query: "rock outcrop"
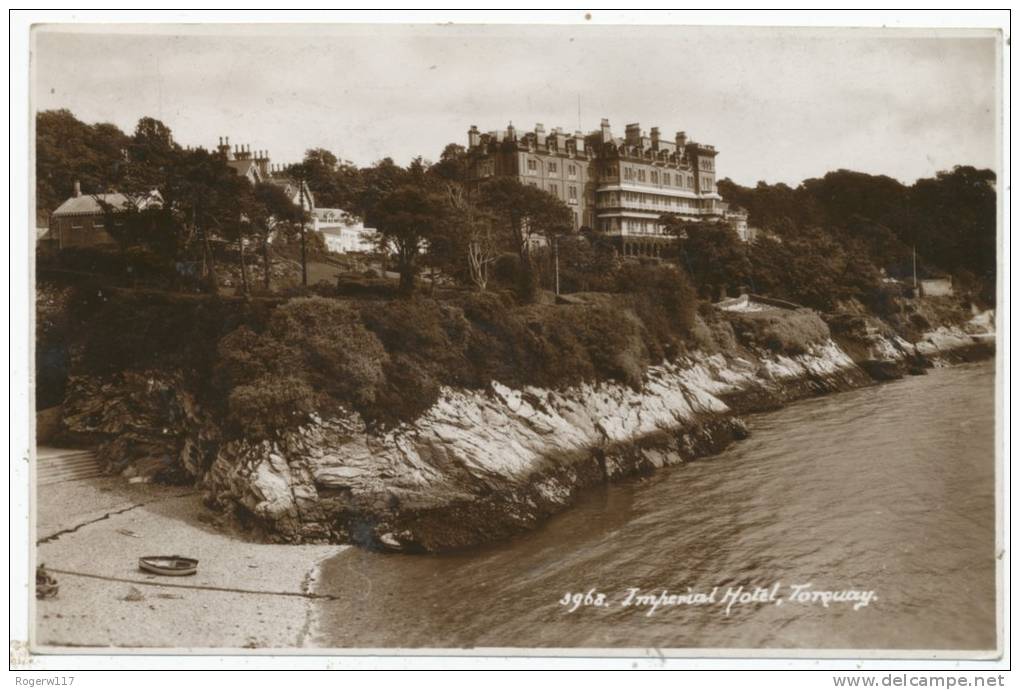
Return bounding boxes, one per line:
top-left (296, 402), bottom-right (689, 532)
top-left (203, 340), bottom-right (872, 551)
top-left (57, 311), bottom-right (995, 553)
top-left (61, 370), bottom-right (219, 483)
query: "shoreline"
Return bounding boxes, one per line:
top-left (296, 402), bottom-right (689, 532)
top-left (33, 476), bottom-right (345, 650)
top-left (302, 340), bottom-right (994, 646)
top-left (34, 335), bottom-right (994, 650)
top-left (306, 357), bottom-right (997, 650)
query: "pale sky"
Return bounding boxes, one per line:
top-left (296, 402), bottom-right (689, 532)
top-left (32, 24), bottom-right (1000, 186)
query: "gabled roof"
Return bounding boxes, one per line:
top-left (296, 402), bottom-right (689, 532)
top-left (226, 159), bottom-right (265, 183)
top-left (51, 191), bottom-right (163, 217)
top-left (266, 176), bottom-right (315, 208)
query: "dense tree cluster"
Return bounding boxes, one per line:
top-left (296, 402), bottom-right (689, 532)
top-left (38, 110), bottom-right (998, 440)
top-left (37, 109), bottom-right (996, 310)
top-left (715, 167), bottom-right (996, 306)
top-left (36, 109), bottom-right (130, 225)
top-left (37, 111), bottom-right (316, 294)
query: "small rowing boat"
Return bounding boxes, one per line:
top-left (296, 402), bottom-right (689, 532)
top-left (138, 555), bottom-right (199, 576)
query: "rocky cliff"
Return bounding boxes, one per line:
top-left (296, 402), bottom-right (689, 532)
top-left (201, 340), bottom-right (876, 552)
top-left (57, 305), bottom-right (995, 553)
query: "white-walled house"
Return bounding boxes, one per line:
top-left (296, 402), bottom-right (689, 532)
top-left (312, 208), bottom-right (377, 254)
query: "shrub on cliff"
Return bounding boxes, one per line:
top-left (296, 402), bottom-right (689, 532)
top-left (554, 304), bottom-right (649, 388)
top-left (217, 297), bottom-right (388, 435)
top-left (225, 377), bottom-right (319, 440)
top-left (359, 298), bottom-right (451, 361)
top-left (726, 308), bottom-right (831, 356)
top-left (356, 298), bottom-right (472, 424)
top-left (614, 262), bottom-right (698, 360)
top-left (454, 290), bottom-right (547, 387)
top-left (267, 297), bottom-right (388, 406)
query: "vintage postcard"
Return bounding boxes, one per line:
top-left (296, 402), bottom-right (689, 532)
top-left (13, 11), bottom-right (1008, 673)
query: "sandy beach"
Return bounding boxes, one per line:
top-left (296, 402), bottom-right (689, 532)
top-left (33, 468), bottom-right (345, 651)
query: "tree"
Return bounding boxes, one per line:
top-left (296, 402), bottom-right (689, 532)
top-left (661, 216), bottom-right (751, 300)
top-left (222, 183), bottom-right (260, 295)
top-left (278, 163), bottom-right (316, 286)
top-left (368, 182), bottom-right (449, 296)
top-left (358, 157), bottom-right (406, 221)
top-left (909, 166), bottom-right (996, 296)
top-left (250, 182), bottom-right (304, 290)
top-left (556, 233), bottom-right (619, 293)
top-left (35, 109), bottom-right (130, 224)
top-left (123, 117), bottom-right (179, 192)
top-left (286, 148), bottom-right (363, 210)
top-left (430, 143), bottom-right (470, 184)
top-left (167, 148), bottom-right (239, 292)
top-left (478, 177), bottom-right (573, 301)
top-left (431, 183), bottom-right (502, 291)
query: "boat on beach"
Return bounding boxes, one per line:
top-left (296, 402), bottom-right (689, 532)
top-left (138, 556), bottom-right (199, 576)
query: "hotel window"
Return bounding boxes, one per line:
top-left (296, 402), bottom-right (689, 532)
top-left (663, 173), bottom-right (670, 186)
top-left (527, 159), bottom-right (537, 173)
top-left (568, 186), bottom-right (577, 200)
top-left (650, 171), bottom-right (658, 184)
top-left (623, 167), bottom-right (633, 180)
top-left (549, 162), bottom-right (558, 173)
top-left (637, 169), bottom-right (646, 182)
top-left (549, 183), bottom-right (559, 197)
top-left (568, 164), bottom-right (576, 176)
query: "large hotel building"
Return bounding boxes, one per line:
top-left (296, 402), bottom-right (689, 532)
top-left (466, 118), bottom-right (731, 257)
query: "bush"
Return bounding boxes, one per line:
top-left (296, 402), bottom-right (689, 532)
top-left (267, 297), bottom-right (387, 408)
top-left (726, 308), bottom-right (831, 356)
top-left (455, 291), bottom-right (547, 387)
top-left (613, 263), bottom-right (698, 360)
top-left (556, 305), bottom-right (649, 388)
top-left (215, 297), bottom-right (389, 436)
top-left (363, 353), bottom-right (442, 427)
top-left (359, 298), bottom-right (450, 358)
top-left (226, 376), bottom-right (319, 439)
top-left (517, 305), bottom-right (596, 387)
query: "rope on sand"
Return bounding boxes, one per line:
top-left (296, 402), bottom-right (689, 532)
top-left (45, 568), bottom-right (339, 600)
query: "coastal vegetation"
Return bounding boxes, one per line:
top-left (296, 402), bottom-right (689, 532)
top-left (36, 109), bottom-right (997, 446)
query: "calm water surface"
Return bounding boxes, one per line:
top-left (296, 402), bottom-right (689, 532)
top-left (317, 360), bottom-right (997, 650)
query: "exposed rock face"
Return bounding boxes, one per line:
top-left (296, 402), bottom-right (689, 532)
top-left (59, 314), bottom-right (994, 552)
top-left (203, 340), bottom-right (872, 552)
top-left (61, 370), bottom-right (218, 482)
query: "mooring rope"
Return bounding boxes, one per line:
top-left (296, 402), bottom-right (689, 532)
top-left (44, 567), bottom-right (339, 600)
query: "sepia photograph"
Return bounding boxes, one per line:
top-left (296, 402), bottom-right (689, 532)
top-left (11, 10), bottom-right (1008, 674)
